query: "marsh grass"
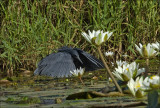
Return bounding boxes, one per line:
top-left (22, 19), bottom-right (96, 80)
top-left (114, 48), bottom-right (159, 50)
top-left (0, 0), bottom-right (159, 76)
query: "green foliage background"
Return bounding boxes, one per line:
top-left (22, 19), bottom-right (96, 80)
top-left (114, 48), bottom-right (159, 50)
top-left (0, 0), bottom-right (159, 76)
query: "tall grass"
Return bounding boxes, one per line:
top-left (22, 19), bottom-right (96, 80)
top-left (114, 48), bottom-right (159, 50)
top-left (0, 0), bottom-right (159, 76)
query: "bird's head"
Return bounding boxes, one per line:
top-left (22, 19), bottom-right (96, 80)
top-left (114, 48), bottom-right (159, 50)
top-left (69, 50), bottom-right (83, 64)
top-left (58, 46), bottom-right (83, 63)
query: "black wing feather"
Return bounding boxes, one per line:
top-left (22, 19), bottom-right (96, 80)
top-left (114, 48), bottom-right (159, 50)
top-left (74, 48), bottom-right (104, 71)
top-left (34, 52), bottom-right (76, 77)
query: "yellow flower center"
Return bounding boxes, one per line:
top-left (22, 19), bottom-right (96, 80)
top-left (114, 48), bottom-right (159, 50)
top-left (126, 68), bottom-right (129, 71)
top-left (150, 75), bottom-right (155, 79)
top-left (135, 82), bottom-right (141, 89)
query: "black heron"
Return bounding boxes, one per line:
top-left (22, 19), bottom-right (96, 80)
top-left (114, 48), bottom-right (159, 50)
top-left (34, 46), bottom-right (104, 77)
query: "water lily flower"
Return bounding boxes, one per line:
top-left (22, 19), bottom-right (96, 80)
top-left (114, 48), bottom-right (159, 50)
top-left (142, 77), bottom-right (150, 86)
top-left (112, 62), bottom-right (145, 81)
top-left (112, 64), bottom-right (129, 81)
top-left (138, 75), bottom-right (160, 92)
top-left (82, 30), bottom-right (122, 93)
top-left (81, 30), bottom-right (113, 46)
top-left (148, 75), bottom-right (160, 89)
top-left (105, 51), bottom-right (114, 56)
top-left (135, 43), bottom-right (158, 58)
top-left (152, 42), bottom-right (160, 51)
top-left (127, 77), bottom-right (147, 98)
top-left (128, 62), bottom-right (145, 78)
top-left (116, 60), bottom-right (128, 67)
top-left (70, 67), bottom-right (84, 78)
top-left (70, 67), bottom-right (85, 85)
top-left (111, 62), bottom-right (114, 66)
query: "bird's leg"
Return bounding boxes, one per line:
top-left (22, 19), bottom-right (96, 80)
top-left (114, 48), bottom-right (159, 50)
top-left (97, 46), bottom-right (123, 94)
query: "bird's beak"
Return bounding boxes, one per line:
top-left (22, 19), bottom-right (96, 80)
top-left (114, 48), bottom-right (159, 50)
top-left (77, 56), bottom-right (83, 64)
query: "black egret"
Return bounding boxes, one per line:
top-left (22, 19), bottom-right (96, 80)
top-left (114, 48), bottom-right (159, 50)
top-left (34, 46), bottom-right (104, 77)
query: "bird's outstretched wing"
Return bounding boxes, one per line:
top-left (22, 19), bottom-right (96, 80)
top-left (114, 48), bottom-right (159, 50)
top-left (74, 48), bottom-right (104, 71)
top-left (34, 52), bottom-right (76, 77)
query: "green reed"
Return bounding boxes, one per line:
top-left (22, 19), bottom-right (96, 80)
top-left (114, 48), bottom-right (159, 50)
top-left (0, 0), bottom-right (159, 76)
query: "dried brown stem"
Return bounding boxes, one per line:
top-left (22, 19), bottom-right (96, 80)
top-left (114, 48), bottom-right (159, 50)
top-left (145, 58), bottom-right (149, 77)
top-left (97, 46), bottom-right (123, 93)
top-left (79, 76), bottom-right (85, 86)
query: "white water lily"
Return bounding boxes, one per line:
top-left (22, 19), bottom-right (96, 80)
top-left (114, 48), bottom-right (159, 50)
top-left (112, 64), bottom-right (129, 81)
top-left (139, 77), bottom-right (151, 91)
top-left (152, 42), bottom-right (160, 51)
top-left (127, 77), bottom-right (147, 98)
top-left (105, 51), bottom-right (114, 56)
top-left (81, 30), bottom-right (113, 46)
top-left (135, 43), bottom-right (158, 58)
top-left (135, 75), bottom-right (160, 92)
top-left (128, 62), bottom-right (145, 78)
top-left (111, 62), bottom-right (114, 66)
top-left (127, 75), bottom-right (160, 98)
top-left (148, 75), bottom-right (160, 89)
top-left (70, 67), bottom-right (84, 77)
top-left (116, 60), bottom-right (128, 67)
top-left (142, 77), bottom-right (150, 87)
top-left (113, 62), bottom-right (145, 81)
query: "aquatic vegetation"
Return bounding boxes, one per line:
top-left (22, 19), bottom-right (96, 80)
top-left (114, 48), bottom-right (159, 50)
top-left (147, 90), bottom-right (160, 108)
top-left (6, 97), bottom-right (15, 102)
top-left (135, 43), bottom-right (158, 58)
top-left (113, 62), bottom-right (145, 81)
top-left (135, 43), bottom-right (159, 77)
top-left (105, 51), bottom-right (114, 56)
top-left (0, 0), bottom-right (159, 107)
top-left (127, 75), bottom-right (160, 107)
top-left (127, 75), bottom-right (160, 99)
top-left (127, 77), bottom-right (148, 98)
top-left (149, 75), bottom-right (160, 89)
top-left (66, 91), bottom-right (124, 100)
top-left (116, 60), bottom-right (128, 67)
top-left (70, 67), bottom-right (85, 85)
top-left (152, 42), bottom-right (160, 51)
top-left (82, 30), bottom-right (122, 93)
top-left (70, 67), bottom-right (84, 78)
top-left (0, 0), bottom-right (159, 77)
top-left (81, 30), bottom-right (113, 46)
top-left (19, 96), bottom-right (41, 104)
top-left (6, 96), bottom-right (41, 104)
top-left (143, 75), bottom-right (160, 89)
top-left (110, 60), bottom-right (128, 67)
